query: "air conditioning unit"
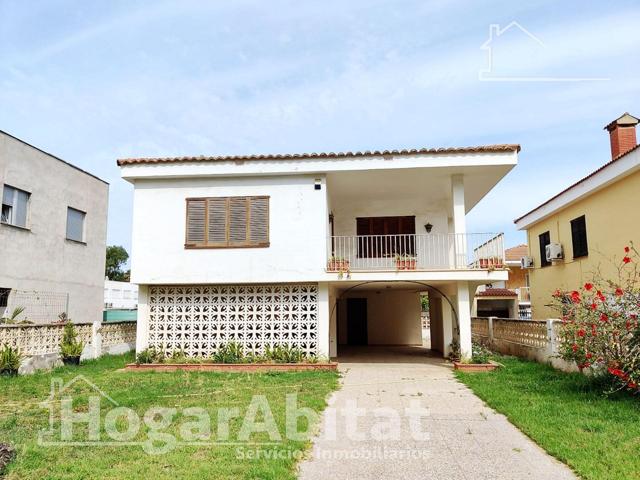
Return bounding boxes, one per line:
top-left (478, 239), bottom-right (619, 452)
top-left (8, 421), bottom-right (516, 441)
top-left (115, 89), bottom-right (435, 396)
top-left (520, 256), bottom-right (534, 269)
top-left (545, 243), bottom-right (564, 262)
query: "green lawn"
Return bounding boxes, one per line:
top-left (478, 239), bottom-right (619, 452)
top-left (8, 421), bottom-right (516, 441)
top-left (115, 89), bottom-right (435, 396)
top-left (0, 353), bottom-right (339, 480)
top-left (456, 356), bottom-right (640, 480)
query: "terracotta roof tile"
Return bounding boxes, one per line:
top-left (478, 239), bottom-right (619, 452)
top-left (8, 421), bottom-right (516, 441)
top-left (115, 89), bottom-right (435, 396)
top-left (116, 144), bottom-right (520, 166)
top-left (476, 288), bottom-right (517, 297)
top-left (504, 244), bottom-right (528, 261)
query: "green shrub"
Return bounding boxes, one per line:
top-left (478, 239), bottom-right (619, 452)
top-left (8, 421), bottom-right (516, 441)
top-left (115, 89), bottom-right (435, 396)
top-left (135, 347), bottom-right (164, 365)
top-left (0, 306), bottom-right (25, 325)
top-left (0, 345), bottom-right (23, 376)
top-left (212, 342), bottom-right (245, 363)
top-left (265, 344), bottom-right (306, 363)
top-left (59, 321), bottom-right (84, 360)
top-left (471, 342), bottom-right (492, 364)
top-left (552, 243), bottom-right (640, 394)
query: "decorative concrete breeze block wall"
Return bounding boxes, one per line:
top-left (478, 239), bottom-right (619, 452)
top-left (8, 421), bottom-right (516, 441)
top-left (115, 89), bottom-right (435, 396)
top-left (0, 321), bottom-right (136, 374)
top-left (147, 284), bottom-right (319, 357)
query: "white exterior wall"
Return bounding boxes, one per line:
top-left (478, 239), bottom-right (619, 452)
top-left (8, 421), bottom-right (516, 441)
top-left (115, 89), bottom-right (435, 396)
top-left (130, 175), bottom-right (328, 284)
top-left (338, 290), bottom-right (422, 346)
top-left (332, 198), bottom-right (449, 237)
top-left (0, 132), bottom-right (108, 324)
top-left (104, 280), bottom-right (139, 309)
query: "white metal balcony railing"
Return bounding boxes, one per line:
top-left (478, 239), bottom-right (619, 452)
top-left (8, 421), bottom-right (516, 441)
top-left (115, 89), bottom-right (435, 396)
top-left (327, 233), bottom-right (505, 272)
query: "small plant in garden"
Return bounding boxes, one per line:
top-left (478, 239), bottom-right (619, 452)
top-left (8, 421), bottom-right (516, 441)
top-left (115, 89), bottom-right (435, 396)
top-left (0, 345), bottom-right (23, 376)
top-left (59, 321), bottom-right (84, 365)
top-left (212, 342), bottom-right (245, 363)
top-left (265, 344), bottom-right (309, 363)
top-left (551, 243), bottom-right (640, 394)
top-left (0, 443), bottom-right (16, 475)
top-left (169, 349), bottom-right (189, 363)
top-left (448, 340), bottom-right (461, 362)
top-left (471, 342), bottom-right (492, 364)
top-left (135, 347), bottom-right (165, 365)
top-left (0, 306), bottom-right (25, 325)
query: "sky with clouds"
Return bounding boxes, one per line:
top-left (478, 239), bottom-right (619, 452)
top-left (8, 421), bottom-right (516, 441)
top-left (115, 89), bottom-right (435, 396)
top-left (1, 0), bottom-right (639, 254)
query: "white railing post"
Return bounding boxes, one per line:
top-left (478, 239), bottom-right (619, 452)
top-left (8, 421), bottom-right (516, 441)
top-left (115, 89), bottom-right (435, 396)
top-left (546, 319), bottom-right (556, 357)
top-left (92, 321), bottom-right (102, 359)
top-left (488, 316), bottom-right (495, 347)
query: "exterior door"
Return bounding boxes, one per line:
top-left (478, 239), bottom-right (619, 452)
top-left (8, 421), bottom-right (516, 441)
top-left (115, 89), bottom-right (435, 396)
top-left (356, 216), bottom-right (416, 258)
top-left (347, 298), bottom-right (368, 345)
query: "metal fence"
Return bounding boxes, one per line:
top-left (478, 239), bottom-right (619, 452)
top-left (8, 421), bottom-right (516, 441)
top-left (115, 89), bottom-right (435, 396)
top-left (328, 233), bottom-right (505, 271)
top-left (1, 289), bottom-right (69, 324)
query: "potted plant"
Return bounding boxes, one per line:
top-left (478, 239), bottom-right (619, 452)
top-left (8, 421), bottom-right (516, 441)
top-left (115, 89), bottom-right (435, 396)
top-left (489, 257), bottom-right (504, 269)
top-left (395, 254), bottom-right (417, 270)
top-left (479, 258), bottom-right (489, 269)
top-left (453, 343), bottom-right (500, 372)
top-left (60, 321), bottom-right (84, 366)
top-left (0, 345), bottom-right (22, 376)
top-left (327, 256), bottom-right (350, 272)
top-left (404, 255), bottom-right (417, 270)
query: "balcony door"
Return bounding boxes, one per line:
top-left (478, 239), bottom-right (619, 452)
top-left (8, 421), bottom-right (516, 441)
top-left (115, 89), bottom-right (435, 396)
top-left (356, 216), bottom-right (415, 258)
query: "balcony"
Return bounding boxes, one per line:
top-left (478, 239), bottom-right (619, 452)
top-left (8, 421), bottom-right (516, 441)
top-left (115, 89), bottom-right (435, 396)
top-left (516, 287), bottom-right (531, 303)
top-left (327, 233), bottom-right (505, 272)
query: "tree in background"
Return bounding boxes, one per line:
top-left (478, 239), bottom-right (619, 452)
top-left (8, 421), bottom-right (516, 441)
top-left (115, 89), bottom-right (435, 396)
top-left (105, 245), bottom-right (129, 281)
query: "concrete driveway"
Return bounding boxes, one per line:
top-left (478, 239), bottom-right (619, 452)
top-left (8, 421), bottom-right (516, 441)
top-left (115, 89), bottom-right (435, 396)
top-left (298, 346), bottom-right (576, 480)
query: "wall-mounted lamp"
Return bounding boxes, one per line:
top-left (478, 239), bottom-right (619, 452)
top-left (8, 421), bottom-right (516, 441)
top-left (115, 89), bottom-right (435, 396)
top-left (314, 179), bottom-right (322, 190)
top-left (424, 223), bottom-right (433, 233)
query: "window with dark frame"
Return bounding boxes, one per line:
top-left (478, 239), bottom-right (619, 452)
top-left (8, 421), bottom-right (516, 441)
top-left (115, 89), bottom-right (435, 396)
top-left (539, 231), bottom-right (551, 267)
top-left (66, 207), bottom-right (86, 243)
top-left (1, 184), bottom-right (30, 228)
top-left (185, 196), bottom-right (269, 248)
top-left (0, 288), bottom-right (10, 308)
top-left (570, 215), bottom-right (588, 258)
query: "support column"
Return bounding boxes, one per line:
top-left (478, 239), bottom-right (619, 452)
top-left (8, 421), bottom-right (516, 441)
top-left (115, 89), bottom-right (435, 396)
top-left (317, 282), bottom-right (330, 358)
top-left (457, 281), bottom-right (472, 359)
top-left (136, 285), bottom-right (150, 353)
top-left (441, 297), bottom-right (454, 357)
top-left (451, 174), bottom-right (466, 268)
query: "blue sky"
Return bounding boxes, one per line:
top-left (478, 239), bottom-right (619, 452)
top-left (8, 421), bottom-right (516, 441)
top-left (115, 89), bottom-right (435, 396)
top-left (1, 0), bottom-right (639, 254)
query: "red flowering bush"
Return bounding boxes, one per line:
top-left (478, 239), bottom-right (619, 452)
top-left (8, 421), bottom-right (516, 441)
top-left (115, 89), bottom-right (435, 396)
top-left (552, 243), bottom-right (640, 394)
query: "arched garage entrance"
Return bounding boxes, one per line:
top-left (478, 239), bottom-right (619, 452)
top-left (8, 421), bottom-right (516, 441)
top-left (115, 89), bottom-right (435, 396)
top-left (328, 281), bottom-right (464, 358)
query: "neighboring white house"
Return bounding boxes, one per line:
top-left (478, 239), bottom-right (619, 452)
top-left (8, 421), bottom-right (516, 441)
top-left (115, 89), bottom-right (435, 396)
top-left (118, 144), bottom-right (519, 359)
top-left (104, 279), bottom-right (139, 309)
top-left (0, 130), bottom-right (109, 324)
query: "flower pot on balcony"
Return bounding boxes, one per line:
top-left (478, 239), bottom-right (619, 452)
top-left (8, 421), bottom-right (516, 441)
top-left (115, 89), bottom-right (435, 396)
top-left (405, 259), bottom-right (417, 270)
top-left (489, 257), bottom-right (504, 269)
top-left (328, 259), bottom-right (349, 272)
top-left (479, 258), bottom-right (489, 268)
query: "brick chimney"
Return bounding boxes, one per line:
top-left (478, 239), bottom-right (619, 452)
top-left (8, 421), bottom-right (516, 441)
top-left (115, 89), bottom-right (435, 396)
top-left (604, 112), bottom-right (639, 159)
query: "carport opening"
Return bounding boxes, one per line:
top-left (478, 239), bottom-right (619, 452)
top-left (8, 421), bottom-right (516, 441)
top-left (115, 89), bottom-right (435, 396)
top-left (335, 284), bottom-right (432, 355)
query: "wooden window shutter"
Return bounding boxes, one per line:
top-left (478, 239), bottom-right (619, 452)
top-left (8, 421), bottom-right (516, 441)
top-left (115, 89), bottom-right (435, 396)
top-left (249, 197), bottom-right (269, 245)
top-left (185, 199), bottom-right (206, 245)
top-left (228, 197), bottom-right (248, 245)
top-left (207, 198), bottom-right (227, 245)
top-left (186, 196), bottom-right (269, 248)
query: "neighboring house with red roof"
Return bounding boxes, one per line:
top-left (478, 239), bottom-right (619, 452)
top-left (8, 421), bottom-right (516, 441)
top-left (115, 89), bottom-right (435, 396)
top-left (515, 113), bottom-right (640, 318)
top-left (472, 244), bottom-right (531, 319)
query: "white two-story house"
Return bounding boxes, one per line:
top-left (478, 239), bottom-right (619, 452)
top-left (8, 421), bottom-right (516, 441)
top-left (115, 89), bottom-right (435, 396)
top-left (119, 144), bottom-right (518, 359)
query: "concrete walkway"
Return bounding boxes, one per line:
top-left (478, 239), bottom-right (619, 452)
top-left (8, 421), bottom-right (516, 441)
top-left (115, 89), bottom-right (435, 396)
top-left (298, 346), bottom-right (576, 480)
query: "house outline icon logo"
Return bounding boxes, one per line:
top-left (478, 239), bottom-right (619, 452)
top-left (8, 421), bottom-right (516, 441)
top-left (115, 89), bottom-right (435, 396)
top-left (39, 375), bottom-right (119, 445)
top-left (40, 375), bottom-right (119, 409)
top-left (479, 21), bottom-right (608, 82)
